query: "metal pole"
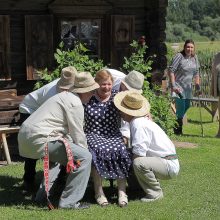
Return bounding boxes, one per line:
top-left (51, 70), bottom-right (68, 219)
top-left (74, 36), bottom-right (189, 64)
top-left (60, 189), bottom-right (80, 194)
top-left (197, 94), bottom-right (204, 137)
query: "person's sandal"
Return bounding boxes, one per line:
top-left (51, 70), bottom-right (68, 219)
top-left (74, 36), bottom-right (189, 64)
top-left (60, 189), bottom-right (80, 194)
top-left (118, 193), bottom-right (128, 207)
top-left (95, 194), bottom-right (109, 207)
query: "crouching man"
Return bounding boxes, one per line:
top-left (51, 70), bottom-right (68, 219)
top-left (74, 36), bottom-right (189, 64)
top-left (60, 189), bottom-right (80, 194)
top-left (114, 91), bottom-right (180, 202)
top-left (18, 72), bottom-right (99, 209)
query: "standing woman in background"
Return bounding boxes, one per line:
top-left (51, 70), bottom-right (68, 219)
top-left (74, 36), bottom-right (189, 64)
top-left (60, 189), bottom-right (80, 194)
top-left (168, 39), bottom-right (201, 135)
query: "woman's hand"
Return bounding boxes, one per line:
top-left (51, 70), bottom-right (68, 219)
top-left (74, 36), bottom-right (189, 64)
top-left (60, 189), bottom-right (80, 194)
top-left (123, 136), bottom-right (128, 145)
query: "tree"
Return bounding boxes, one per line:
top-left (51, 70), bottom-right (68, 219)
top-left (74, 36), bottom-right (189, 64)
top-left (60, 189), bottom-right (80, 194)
top-left (166, 0), bottom-right (220, 42)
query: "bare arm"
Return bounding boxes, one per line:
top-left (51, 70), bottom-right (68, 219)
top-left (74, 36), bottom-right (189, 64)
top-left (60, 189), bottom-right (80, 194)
top-left (194, 74), bottom-right (200, 85)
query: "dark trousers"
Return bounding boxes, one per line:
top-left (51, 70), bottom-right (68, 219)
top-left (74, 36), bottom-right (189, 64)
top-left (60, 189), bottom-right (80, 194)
top-left (23, 158), bottom-right (37, 183)
top-left (19, 113), bottom-right (37, 183)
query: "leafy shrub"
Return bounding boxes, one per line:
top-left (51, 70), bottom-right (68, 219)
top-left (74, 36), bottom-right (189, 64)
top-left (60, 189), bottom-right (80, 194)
top-left (122, 41), bottom-right (176, 135)
top-left (34, 42), bottom-right (105, 89)
top-left (122, 40), bottom-right (154, 76)
top-left (143, 82), bottom-right (176, 136)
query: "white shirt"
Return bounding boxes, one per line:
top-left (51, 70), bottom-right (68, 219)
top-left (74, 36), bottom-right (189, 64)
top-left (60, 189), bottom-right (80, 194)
top-left (130, 117), bottom-right (180, 176)
top-left (18, 91), bottom-right (87, 159)
top-left (106, 69), bottom-right (131, 138)
top-left (19, 78), bottom-right (60, 114)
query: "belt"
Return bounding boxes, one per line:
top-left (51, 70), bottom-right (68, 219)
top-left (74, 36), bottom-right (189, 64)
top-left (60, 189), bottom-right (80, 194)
top-left (44, 137), bottom-right (81, 210)
top-left (162, 154), bottom-right (178, 160)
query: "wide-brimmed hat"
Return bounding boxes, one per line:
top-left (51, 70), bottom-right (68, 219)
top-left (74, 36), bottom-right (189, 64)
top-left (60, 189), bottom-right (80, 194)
top-left (57, 66), bottom-right (77, 91)
top-left (72, 72), bottom-right (100, 93)
top-left (121, 70), bottom-right (145, 93)
top-left (114, 91), bottom-right (150, 117)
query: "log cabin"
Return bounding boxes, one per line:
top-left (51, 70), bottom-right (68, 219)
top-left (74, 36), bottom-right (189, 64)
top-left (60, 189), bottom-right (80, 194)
top-left (0, 0), bottom-right (168, 95)
top-left (0, 0), bottom-right (168, 158)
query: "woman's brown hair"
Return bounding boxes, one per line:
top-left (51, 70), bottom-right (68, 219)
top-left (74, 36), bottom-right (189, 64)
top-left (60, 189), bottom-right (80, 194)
top-left (181, 39), bottom-right (196, 57)
top-left (95, 69), bottom-right (114, 83)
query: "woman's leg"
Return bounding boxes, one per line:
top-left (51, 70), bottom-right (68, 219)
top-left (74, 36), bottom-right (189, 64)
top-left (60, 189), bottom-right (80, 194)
top-left (117, 178), bottom-right (127, 195)
top-left (91, 167), bottom-right (109, 206)
top-left (174, 98), bottom-right (185, 134)
top-left (175, 98), bottom-right (185, 119)
top-left (184, 99), bottom-right (191, 114)
top-left (117, 178), bottom-right (128, 207)
top-left (91, 166), bottom-right (104, 196)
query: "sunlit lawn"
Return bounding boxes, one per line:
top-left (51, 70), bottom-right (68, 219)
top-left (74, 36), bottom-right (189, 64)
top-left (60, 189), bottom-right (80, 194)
top-left (167, 41), bottom-right (220, 53)
top-left (0, 107), bottom-right (220, 219)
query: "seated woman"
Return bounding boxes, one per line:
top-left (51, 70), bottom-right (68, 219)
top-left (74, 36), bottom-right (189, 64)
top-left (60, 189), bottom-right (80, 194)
top-left (84, 69), bottom-right (132, 207)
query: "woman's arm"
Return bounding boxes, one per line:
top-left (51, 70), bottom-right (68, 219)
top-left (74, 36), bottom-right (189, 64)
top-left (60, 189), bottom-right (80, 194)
top-left (168, 53), bottom-right (183, 94)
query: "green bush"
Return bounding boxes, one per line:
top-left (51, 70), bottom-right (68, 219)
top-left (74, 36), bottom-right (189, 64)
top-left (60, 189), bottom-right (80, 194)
top-left (122, 41), bottom-right (176, 135)
top-left (142, 81), bottom-right (176, 136)
top-left (35, 40), bottom-right (176, 134)
top-left (122, 40), bottom-right (154, 75)
top-left (34, 42), bottom-right (105, 89)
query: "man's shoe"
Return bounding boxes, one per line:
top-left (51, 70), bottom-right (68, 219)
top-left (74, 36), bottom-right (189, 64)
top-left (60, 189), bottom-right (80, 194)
top-left (140, 192), bottom-right (164, 202)
top-left (73, 202), bottom-right (90, 210)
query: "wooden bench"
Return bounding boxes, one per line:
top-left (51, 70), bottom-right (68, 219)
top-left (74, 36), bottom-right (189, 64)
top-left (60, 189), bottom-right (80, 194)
top-left (0, 89), bottom-right (24, 164)
top-left (189, 97), bottom-right (219, 121)
top-left (0, 125), bottom-right (20, 164)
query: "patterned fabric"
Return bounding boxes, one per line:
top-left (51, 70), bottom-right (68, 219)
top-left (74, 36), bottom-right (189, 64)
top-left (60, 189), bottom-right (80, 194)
top-left (168, 52), bottom-right (200, 99)
top-left (84, 91), bottom-right (132, 179)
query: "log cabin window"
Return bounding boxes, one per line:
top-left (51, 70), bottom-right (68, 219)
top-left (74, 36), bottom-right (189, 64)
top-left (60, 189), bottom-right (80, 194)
top-left (60, 19), bottom-right (101, 59)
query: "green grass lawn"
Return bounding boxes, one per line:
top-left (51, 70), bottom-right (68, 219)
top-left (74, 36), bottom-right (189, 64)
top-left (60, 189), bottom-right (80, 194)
top-left (167, 41), bottom-right (220, 53)
top-left (0, 107), bottom-right (220, 219)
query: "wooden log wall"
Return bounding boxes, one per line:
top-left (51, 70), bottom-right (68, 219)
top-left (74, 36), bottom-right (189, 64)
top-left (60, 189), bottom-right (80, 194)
top-left (0, 0), bottom-right (168, 95)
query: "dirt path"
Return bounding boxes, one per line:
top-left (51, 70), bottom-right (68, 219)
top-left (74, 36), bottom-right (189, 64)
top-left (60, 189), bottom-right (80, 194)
top-left (173, 141), bottom-right (198, 148)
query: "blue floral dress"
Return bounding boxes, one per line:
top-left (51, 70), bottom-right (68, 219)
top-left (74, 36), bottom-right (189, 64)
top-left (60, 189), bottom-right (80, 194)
top-left (84, 91), bottom-right (131, 179)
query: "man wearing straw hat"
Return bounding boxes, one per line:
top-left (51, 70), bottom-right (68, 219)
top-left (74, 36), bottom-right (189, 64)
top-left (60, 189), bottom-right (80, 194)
top-left (18, 71), bottom-right (99, 209)
top-left (114, 91), bottom-right (180, 202)
top-left (19, 66), bottom-right (77, 192)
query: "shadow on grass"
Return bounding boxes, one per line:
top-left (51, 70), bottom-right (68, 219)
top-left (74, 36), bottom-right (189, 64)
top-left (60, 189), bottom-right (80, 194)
top-left (0, 171), bottom-right (43, 207)
top-left (181, 133), bottom-right (217, 138)
top-left (187, 119), bottom-right (213, 124)
top-left (83, 179), bottom-right (144, 205)
top-left (0, 169), bottom-right (144, 208)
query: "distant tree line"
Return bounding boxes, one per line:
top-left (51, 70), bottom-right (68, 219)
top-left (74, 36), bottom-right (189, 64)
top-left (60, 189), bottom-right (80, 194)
top-left (166, 0), bottom-right (220, 42)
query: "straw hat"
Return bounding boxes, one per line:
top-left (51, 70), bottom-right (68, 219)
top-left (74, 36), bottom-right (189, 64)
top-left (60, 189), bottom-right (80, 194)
top-left (121, 70), bottom-right (145, 93)
top-left (114, 91), bottom-right (150, 117)
top-left (57, 66), bottom-right (77, 91)
top-left (72, 71), bottom-right (100, 93)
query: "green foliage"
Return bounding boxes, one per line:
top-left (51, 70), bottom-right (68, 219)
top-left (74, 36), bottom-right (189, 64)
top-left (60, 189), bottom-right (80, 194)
top-left (122, 41), bottom-right (176, 135)
top-left (197, 49), bottom-right (217, 70)
top-left (166, 43), bottom-right (176, 65)
top-left (143, 81), bottom-right (176, 136)
top-left (166, 0), bottom-right (220, 42)
top-left (34, 42), bottom-right (105, 89)
top-left (1, 108), bottom-right (220, 219)
top-left (122, 41), bottom-right (154, 76)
